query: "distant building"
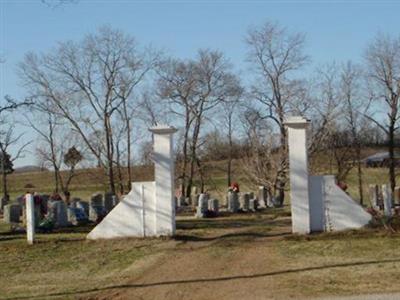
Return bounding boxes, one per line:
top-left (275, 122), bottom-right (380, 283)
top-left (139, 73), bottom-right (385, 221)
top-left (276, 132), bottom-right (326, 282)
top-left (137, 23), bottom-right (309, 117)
top-left (363, 152), bottom-right (400, 168)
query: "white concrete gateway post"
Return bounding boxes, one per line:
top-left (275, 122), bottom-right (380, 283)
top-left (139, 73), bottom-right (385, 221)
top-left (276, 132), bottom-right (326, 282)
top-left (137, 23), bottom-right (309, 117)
top-left (285, 116), bottom-right (311, 234)
top-left (26, 193), bottom-right (35, 244)
top-left (149, 125), bottom-right (178, 236)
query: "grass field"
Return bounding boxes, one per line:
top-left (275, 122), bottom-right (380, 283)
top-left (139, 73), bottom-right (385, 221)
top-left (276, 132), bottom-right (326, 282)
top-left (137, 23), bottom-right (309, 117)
top-left (1, 209), bottom-right (400, 299)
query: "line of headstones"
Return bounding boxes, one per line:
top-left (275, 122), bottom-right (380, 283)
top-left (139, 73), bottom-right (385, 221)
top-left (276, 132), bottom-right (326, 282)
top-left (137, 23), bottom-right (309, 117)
top-left (369, 184), bottom-right (400, 217)
top-left (2, 192), bottom-right (119, 228)
top-left (176, 186), bottom-right (280, 218)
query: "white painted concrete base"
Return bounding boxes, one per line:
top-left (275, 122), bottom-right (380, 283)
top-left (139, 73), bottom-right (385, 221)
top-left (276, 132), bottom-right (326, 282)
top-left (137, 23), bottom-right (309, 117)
top-left (314, 176), bottom-right (372, 232)
top-left (87, 125), bottom-right (177, 240)
top-left (87, 182), bottom-right (157, 239)
top-left (285, 116), bottom-right (372, 234)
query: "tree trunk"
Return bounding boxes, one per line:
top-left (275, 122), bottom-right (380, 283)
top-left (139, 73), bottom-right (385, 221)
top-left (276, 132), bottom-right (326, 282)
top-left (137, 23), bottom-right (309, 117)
top-left (105, 114), bottom-right (116, 194)
top-left (389, 122), bottom-right (396, 195)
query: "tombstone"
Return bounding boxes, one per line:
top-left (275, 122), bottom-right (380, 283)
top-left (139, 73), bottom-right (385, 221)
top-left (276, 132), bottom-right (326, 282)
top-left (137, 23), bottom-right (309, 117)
top-left (15, 195), bottom-right (24, 207)
top-left (90, 193), bottom-right (103, 206)
top-left (54, 201), bottom-right (69, 227)
top-left (249, 199), bottom-right (257, 212)
top-left (177, 196), bottom-right (185, 207)
top-left (76, 201), bottom-right (89, 217)
top-left (67, 207), bottom-right (88, 226)
top-left (394, 186), bottom-right (400, 205)
top-left (241, 193), bottom-right (250, 211)
top-left (0, 195), bottom-right (9, 212)
top-left (69, 197), bottom-right (81, 208)
top-left (89, 193), bottom-right (106, 222)
top-left (26, 193), bottom-right (35, 245)
top-left (227, 191), bottom-right (240, 213)
top-left (104, 192), bottom-right (114, 213)
top-left (382, 184), bottom-right (393, 217)
top-left (89, 205), bottom-right (106, 223)
top-left (196, 193), bottom-right (209, 218)
top-left (258, 187), bottom-right (267, 208)
top-left (208, 198), bottom-right (219, 214)
top-left (192, 194), bottom-right (200, 207)
top-left (111, 195), bottom-right (119, 207)
top-left (369, 185), bottom-right (379, 209)
top-left (3, 204), bottom-right (21, 223)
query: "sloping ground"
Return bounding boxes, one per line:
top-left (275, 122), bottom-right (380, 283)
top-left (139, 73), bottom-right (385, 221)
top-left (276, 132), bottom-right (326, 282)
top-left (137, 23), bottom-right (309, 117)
top-left (2, 208), bottom-right (400, 300)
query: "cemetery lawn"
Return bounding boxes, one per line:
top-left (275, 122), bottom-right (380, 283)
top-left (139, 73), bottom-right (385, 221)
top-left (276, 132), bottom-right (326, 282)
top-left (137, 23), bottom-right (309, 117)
top-left (2, 209), bottom-right (400, 299)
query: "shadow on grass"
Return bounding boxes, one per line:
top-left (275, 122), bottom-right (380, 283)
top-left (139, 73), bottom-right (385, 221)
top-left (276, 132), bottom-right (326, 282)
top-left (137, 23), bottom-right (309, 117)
top-left (177, 217), bottom-right (291, 231)
top-left (174, 231), bottom-right (291, 242)
top-left (5, 258), bottom-right (400, 300)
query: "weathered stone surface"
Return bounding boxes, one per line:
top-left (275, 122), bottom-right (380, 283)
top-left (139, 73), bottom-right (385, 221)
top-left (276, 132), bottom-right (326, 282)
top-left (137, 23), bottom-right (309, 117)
top-left (89, 204), bottom-right (106, 223)
top-left (369, 185), bottom-right (379, 209)
top-left (382, 184), bottom-right (392, 217)
top-left (241, 193), bottom-right (250, 211)
top-left (208, 199), bottom-right (219, 214)
top-left (258, 186), bottom-right (267, 208)
top-left (90, 193), bottom-right (103, 206)
top-left (104, 192), bottom-right (115, 213)
top-left (227, 191), bottom-right (240, 213)
top-left (196, 193), bottom-right (209, 218)
top-left (68, 207), bottom-right (88, 225)
top-left (76, 201), bottom-right (89, 216)
top-left (249, 199), bottom-right (257, 212)
top-left (3, 204), bottom-right (21, 223)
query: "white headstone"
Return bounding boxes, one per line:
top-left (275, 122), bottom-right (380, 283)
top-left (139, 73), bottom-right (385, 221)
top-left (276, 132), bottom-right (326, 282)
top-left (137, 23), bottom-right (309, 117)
top-left (382, 184), bottom-right (392, 217)
top-left (26, 193), bottom-right (35, 245)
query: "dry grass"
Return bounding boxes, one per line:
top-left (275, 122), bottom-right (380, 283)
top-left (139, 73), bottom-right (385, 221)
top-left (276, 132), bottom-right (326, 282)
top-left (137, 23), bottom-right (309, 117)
top-left (1, 210), bottom-right (400, 299)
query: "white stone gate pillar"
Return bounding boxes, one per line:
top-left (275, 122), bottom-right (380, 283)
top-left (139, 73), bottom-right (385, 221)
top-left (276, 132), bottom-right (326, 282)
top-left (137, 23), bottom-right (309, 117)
top-left (26, 193), bottom-right (35, 244)
top-left (149, 125), bottom-right (178, 236)
top-left (285, 117), bottom-right (311, 234)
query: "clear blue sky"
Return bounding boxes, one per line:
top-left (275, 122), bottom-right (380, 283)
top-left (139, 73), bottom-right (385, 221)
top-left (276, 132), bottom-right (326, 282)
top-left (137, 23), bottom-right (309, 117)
top-left (1, 0), bottom-right (399, 166)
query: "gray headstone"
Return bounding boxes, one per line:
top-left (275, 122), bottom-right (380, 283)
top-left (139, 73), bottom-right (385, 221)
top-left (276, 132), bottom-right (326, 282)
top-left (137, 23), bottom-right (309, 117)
top-left (104, 192), bottom-right (114, 212)
top-left (249, 199), bottom-right (257, 212)
top-left (67, 207), bottom-right (88, 225)
top-left (258, 186), bottom-right (267, 208)
top-left (227, 191), bottom-right (240, 213)
top-left (3, 204), bottom-right (21, 223)
top-left (208, 199), bottom-right (219, 214)
top-left (55, 201), bottom-right (68, 227)
top-left (76, 201), bottom-right (89, 216)
top-left (0, 196), bottom-right (9, 212)
top-left (89, 204), bottom-right (106, 222)
top-left (241, 193), bottom-right (250, 211)
top-left (196, 193), bottom-right (209, 218)
top-left (382, 184), bottom-right (393, 217)
top-left (90, 193), bottom-right (103, 206)
top-left (369, 185), bottom-right (379, 209)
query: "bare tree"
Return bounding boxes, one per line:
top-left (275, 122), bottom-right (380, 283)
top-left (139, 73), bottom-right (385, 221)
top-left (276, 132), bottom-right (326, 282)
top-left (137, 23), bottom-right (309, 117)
top-left (19, 26), bottom-right (154, 194)
top-left (340, 61), bottom-right (365, 203)
top-left (158, 49), bottom-right (241, 196)
top-left (365, 33), bottom-right (400, 194)
top-left (246, 21), bottom-right (309, 203)
top-left (0, 127), bottom-right (30, 199)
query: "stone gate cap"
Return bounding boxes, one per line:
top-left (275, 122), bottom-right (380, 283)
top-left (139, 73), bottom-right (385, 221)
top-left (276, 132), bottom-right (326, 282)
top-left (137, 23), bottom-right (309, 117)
top-left (149, 125), bottom-right (178, 134)
top-left (284, 116), bottom-right (310, 128)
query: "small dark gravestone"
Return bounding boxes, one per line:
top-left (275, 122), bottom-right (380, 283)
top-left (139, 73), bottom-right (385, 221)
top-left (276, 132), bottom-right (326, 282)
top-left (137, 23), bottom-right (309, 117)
top-left (3, 204), bottom-right (21, 223)
top-left (104, 192), bottom-right (114, 213)
top-left (89, 193), bottom-right (106, 222)
top-left (76, 201), bottom-right (89, 216)
top-left (227, 191), bottom-right (240, 213)
top-left (196, 193), bottom-right (209, 218)
top-left (241, 193), bottom-right (250, 211)
top-left (68, 207), bottom-right (88, 225)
